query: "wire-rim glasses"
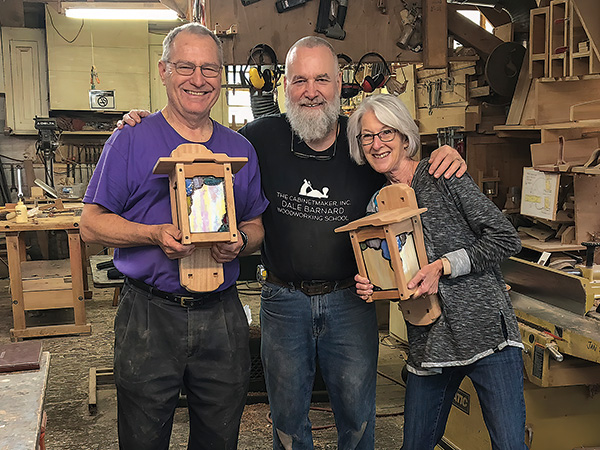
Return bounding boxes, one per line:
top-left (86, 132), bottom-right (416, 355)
top-left (357, 128), bottom-right (398, 146)
top-left (291, 133), bottom-right (337, 160)
top-left (166, 61), bottom-right (222, 78)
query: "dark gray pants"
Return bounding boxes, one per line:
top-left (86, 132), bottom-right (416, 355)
top-left (114, 282), bottom-right (250, 450)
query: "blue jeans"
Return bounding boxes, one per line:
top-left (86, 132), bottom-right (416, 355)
top-left (260, 282), bottom-right (379, 450)
top-left (402, 346), bottom-right (527, 450)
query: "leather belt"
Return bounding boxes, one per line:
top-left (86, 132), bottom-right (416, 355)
top-left (266, 273), bottom-right (355, 296)
top-left (126, 277), bottom-right (229, 307)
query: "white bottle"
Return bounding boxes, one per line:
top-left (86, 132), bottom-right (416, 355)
top-left (15, 200), bottom-right (28, 223)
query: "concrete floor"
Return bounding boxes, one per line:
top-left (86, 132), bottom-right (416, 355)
top-left (0, 277), bottom-right (408, 449)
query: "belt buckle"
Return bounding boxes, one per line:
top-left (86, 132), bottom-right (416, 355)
top-left (300, 281), bottom-right (329, 296)
top-left (179, 296), bottom-right (196, 307)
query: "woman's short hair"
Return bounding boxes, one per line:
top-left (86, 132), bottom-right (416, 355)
top-left (347, 94), bottom-right (420, 165)
top-left (162, 23), bottom-right (224, 66)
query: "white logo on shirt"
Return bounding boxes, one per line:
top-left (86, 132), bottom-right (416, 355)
top-left (299, 179), bottom-right (329, 198)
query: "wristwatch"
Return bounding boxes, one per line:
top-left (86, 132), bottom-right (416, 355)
top-left (239, 230), bottom-right (248, 253)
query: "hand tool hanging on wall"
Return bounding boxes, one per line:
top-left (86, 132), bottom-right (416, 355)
top-left (396, 1), bottom-right (422, 53)
top-left (0, 158), bottom-right (11, 204)
top-left (315, 0), bottom-right (348, 40)
top-left (276, 0), bottom-right (311, 12)
top-left (10, 164), bottom-right (17, 194)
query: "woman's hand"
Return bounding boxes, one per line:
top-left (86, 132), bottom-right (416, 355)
top-left (355, 274), bottom-right (374, 303)
top-left (407, 259), bottom-right (444, 297)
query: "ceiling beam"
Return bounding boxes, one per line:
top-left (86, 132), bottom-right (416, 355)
top-left (0, 0), bottom-right (25, 27)
top-left (448, 5), bottom-right (503, 58)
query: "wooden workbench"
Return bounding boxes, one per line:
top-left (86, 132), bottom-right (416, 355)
top-left (0, 351), bottom-right (50, 450)
top-left (1, 215), bottom-right (91, 341)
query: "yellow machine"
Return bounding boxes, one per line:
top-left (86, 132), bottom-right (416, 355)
top-left (390, 254), bottom-right (600, 450)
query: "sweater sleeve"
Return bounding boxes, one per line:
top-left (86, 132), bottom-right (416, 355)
top-left (440, 173), bottom-right (522, 275)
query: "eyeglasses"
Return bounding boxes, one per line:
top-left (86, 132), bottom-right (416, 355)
top-left (291, 133), bottom-right (337, 161)
top-left (166, 61), bottom-right (222, 78)
top-left (357, 128), bottom-right (398, 146)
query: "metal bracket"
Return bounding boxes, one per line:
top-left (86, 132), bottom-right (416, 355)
top-left (213, 23), bottom-right (238, 37)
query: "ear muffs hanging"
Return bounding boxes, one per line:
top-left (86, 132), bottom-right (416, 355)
top-left (244, 43), bottom-right (281, 119)
top-left (338, 53), bottom-right (361, 99)
top-left (354, 52), bottom-right (391, 94)
top-left (244, 44), bottom-right (280, 93)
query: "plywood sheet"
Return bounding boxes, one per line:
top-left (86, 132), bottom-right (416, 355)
top-left (535, 78), bottom-right (600, 124)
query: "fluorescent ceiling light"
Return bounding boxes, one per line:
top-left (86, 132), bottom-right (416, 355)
top-left (63, 2), bottom-right (179, 20)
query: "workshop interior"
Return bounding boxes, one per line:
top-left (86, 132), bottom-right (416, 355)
top-left (0, 0), bottom-right (599, 449)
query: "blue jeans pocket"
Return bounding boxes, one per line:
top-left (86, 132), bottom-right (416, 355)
top-left (260, 282), bottom-right (286, 301)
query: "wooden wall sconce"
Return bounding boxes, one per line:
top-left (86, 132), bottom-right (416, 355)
top-left (335, 183), bottom-right (441, 325)
top-left (153, 144), bottom-right (247, 293)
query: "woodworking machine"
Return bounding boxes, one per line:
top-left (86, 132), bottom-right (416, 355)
top-left (433, 254), bottom-right (600, 450)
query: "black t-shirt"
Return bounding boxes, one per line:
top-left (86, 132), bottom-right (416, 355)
top-left (239, 114), bottom-right (385, 281)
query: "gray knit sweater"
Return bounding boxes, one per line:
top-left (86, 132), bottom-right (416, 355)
top-left (370, 159), bottom-right (523, 374)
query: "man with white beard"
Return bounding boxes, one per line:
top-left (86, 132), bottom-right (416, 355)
top-left (238, 36), bottom-right (465, 450)
top-left (120, 35), bottom-right (465, 449)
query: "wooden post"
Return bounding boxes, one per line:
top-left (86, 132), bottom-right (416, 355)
top-left (68, 230), bottom-right (87, 327)
top-left (423, 0), bottom-right (448, 68)
top-left (6, 232), bottom-right (26, 340)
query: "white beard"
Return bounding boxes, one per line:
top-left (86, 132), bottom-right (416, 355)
top-left (285, 93), bottom-right (340, 143)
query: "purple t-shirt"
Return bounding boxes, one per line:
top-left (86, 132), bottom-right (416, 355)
top-left (84, 112), bottom-right (268, 294)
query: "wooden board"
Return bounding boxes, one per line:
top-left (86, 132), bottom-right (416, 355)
top-left (574, 174), bottom-right (600, 243)
top-left (572, 0), bottom-right (600, 63)
top-left (423, 0), bottom-right (447, 68)
top-left (0, 352), bottom-right (49, 450)
top-left (570, 99), bottom-right (600, 121)
top-left (21, 259), bottom-right (71, 280)
top-left (179, 248), bottom-right (224, 293)
top-left (23, 289), bottom-right (73, 311)
top-left (0, 341), bottom-right (42, 373)
top-left (506, 51), bottom-right (532, 125)
top-left (520, 235), bottom-right (585, 252)
top-left (535, 78), bottom-right (600, 125)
